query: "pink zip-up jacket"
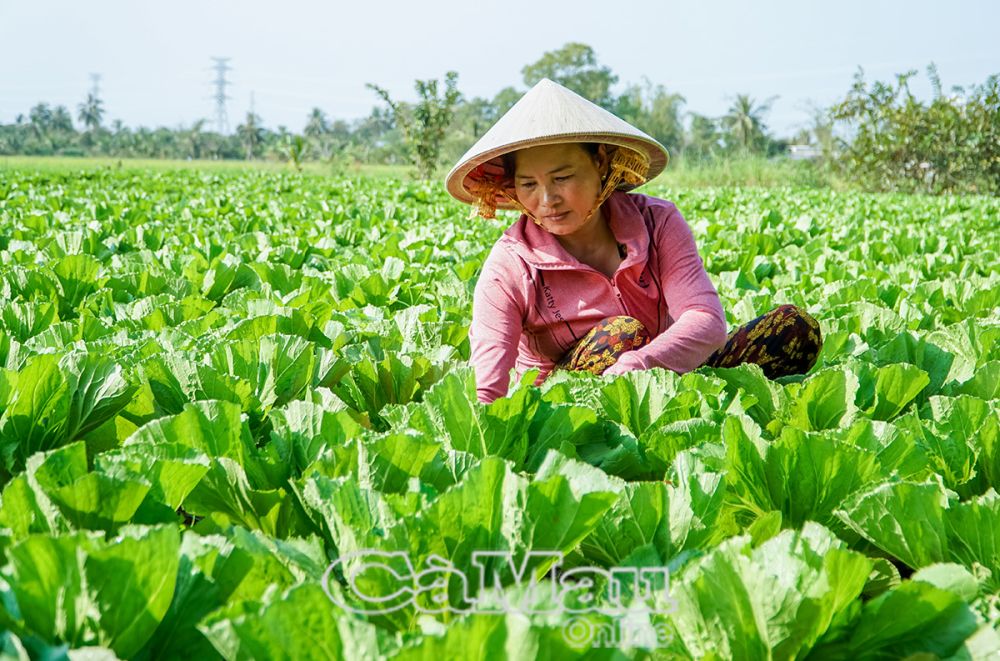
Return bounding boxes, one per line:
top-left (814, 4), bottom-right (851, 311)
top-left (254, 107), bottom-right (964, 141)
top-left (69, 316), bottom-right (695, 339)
top-left (469, 191), bottom-right (729, 403)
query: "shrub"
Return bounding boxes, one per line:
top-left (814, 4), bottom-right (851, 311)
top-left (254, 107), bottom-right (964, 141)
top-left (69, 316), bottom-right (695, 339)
top-left (830, 64), bottom-right (1000, 195)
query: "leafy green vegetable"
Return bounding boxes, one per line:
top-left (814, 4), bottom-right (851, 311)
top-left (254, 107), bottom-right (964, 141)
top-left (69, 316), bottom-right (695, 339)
top-left (0, 167), bottom-right (996, 658)
top-left (2, 525), bottom-right (180, 658)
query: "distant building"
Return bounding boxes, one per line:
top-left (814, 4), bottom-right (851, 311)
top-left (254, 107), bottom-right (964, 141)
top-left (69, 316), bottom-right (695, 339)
top-left (788, 144), bottom-right (822, 160)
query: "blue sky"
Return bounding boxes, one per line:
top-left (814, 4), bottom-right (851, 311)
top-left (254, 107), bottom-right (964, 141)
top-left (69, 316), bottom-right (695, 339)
top-left (0, 0), bottom-right (996, 136)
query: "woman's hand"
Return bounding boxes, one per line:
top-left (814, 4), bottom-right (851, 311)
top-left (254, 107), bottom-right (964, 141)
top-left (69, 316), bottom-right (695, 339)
top-left (601, 363), bottom-right (628, 376)
top-left (601, 358), bottom-right (632, 376)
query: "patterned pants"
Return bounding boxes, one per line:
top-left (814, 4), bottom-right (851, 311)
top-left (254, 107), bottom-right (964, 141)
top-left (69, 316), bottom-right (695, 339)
top-left (556, 305), bottom-right (822, 379)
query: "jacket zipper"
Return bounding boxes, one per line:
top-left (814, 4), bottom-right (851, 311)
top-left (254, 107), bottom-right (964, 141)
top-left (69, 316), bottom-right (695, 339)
top-left (608, 277), bottom-right (627, 315)
top-left (587, 267), bottom-right (628, 316)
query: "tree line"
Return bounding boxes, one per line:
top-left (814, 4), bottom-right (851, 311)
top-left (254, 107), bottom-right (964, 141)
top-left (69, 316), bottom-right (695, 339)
top-left (1, 43), bottom-right (997, 195)
top-left (0, 45), bottom-right (798, 164)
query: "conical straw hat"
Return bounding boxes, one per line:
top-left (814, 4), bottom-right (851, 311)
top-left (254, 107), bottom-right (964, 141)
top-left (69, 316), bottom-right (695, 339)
top-left (445, 78), bottom-right (668, 210)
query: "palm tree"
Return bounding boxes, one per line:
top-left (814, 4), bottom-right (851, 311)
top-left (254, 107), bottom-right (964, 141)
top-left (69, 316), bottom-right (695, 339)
top-left (107, 120), bottom-right (127, 155)
top-left (134, 127), bottom-right (154, 157)
top-left (51, 106), bottom-right (74, 134)
top-left (285, 135), bottom-right (307, 171)
top-left (303, 108), bottom-right (331, 160)
top-left (304, 107), bottom-right (329, 139)
top-left (721, 94), bottom-right (776, 153)
top-left (236, 112), bottom-right (263, 160)
top-left (77, 93), bottom-right (104, 132)
top-left (152, 127), bottom-right (175, 158)
top-left (28, 103), bottom-right (53, 140)
top-left (184, 119), bottom-right (207, 159)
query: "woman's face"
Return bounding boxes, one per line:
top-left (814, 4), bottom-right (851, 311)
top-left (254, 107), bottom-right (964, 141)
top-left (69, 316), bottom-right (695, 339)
top-left (512, 143), bottom-right (609, 236)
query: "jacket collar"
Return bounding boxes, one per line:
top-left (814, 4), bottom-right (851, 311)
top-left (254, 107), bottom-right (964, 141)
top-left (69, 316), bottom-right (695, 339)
top-left (498, 191), bottom-right (649, 271)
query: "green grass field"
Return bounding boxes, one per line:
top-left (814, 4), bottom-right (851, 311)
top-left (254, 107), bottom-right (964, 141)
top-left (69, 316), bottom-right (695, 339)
top-left (2, 154), bottom-right (835, 190)
top-left (0, 155), bottom-right (413, 179)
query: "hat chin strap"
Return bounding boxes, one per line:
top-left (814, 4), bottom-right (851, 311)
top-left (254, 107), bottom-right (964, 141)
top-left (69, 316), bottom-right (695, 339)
top-left (467, 178), bottom-right (523, 221)
top-left (582, 147), bottom-right (651, 223)
top-left (469, 147), bottom-right (651, 224)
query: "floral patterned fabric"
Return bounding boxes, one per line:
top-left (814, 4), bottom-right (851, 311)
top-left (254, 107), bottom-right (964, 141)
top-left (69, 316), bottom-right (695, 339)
top-left (555, 315), bottom-right (652, 374)
top-left (558, 305), bottom-right (822, 379)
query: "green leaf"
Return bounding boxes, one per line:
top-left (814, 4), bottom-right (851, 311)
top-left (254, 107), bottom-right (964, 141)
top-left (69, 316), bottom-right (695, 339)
top-left (6, 525), bottom-right (180, 658)
top-left (0, 301), bottom-right (59, 342)
top-left (210, 333), bottom-right (316, 416)
top-left (597, 368), bottom-right (681, 437)
top-left (363, 431), bottom-right (450, 494)
top-left (184, 458), bottom-right (307, 538)
top-left (124, 400), bottom-right (262, 485)
top-left (47, 472), bottom-right (150, 533)
top-left (917, 396), bottom-right (987, 491)
top-left (782, 366), bottom-right (859, 431)
top-left (524, 401), bottom-right (602, 471)
top-left (60, 353), bottom-right (137, 440)
top-left (52, 254), bottom-right (104, 315)
top-left (200, 584), bottom-right (359, 661)
top-left (579, 452), bottom-right (726, 569)
top-left (664, 523), bottom-right (871, 659)
top-left (911, 563), bottom-right (980, 603)
top-left (724, 420), bottom-right (886, 534)
top-left (706, 363), bottom-right (788, 429)
top-left (837, 480), bottom-right (951, 570)
top-left (867, 363), bottom-right (930, 420)
top-left (644, 419), bottom-right (721, 474)
top-left (579, 481), bottom-right (670, 567)
top-left (517, 452), bottom-right (621, 565)
top-left (201, 253), bottom-right (258, 302)
top-left (265, 398), bottom-right (363, 479)
top-left (874, 331), bottom-right (955, 397)
top-left (944, 492), bottom-right (1000, 593)
top-left (85, 526), bottom-right (181, 657)
top-left (387, 370), bottom-right (539, 469)
top-left (96, 442), bottom-right (210, 511)
top-left (145, 529), bottom-right (329, 659)
top-left (5, 531), bottom-right (92, 648)
top-left (811, 579), bottom-right (980, 659)
top-left (0, 354), bottom-right (72, 472)
top-left (945, 360), bottom-right (1000, 399)
top-left (140, 353), bottom-right (253, 416)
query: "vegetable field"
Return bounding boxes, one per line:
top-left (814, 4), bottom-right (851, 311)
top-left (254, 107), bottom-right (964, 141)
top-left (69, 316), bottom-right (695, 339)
top-left (0, 167), bottom-right (998, 659)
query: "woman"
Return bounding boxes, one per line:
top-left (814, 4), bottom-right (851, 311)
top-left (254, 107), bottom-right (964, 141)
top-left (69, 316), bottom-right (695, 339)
top-left (445, 79), bottom-right (822, 403)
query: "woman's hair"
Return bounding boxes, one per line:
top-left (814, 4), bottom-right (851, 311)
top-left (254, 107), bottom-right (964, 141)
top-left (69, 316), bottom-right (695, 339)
top-left (500, 142), bottom-right (603, 181)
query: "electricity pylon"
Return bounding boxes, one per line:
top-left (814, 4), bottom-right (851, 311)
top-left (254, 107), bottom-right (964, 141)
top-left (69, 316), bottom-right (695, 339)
top-left (210, 57), bottom-right (232, 135)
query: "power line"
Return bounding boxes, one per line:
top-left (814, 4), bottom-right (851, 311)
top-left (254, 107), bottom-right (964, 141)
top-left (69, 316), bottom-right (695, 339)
top-left (210, 57), bottom-right (232, 134)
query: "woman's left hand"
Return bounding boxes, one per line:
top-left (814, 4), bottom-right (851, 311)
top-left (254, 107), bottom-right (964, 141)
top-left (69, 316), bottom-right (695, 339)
top-left (601, 360), bottom-right (631, 376)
